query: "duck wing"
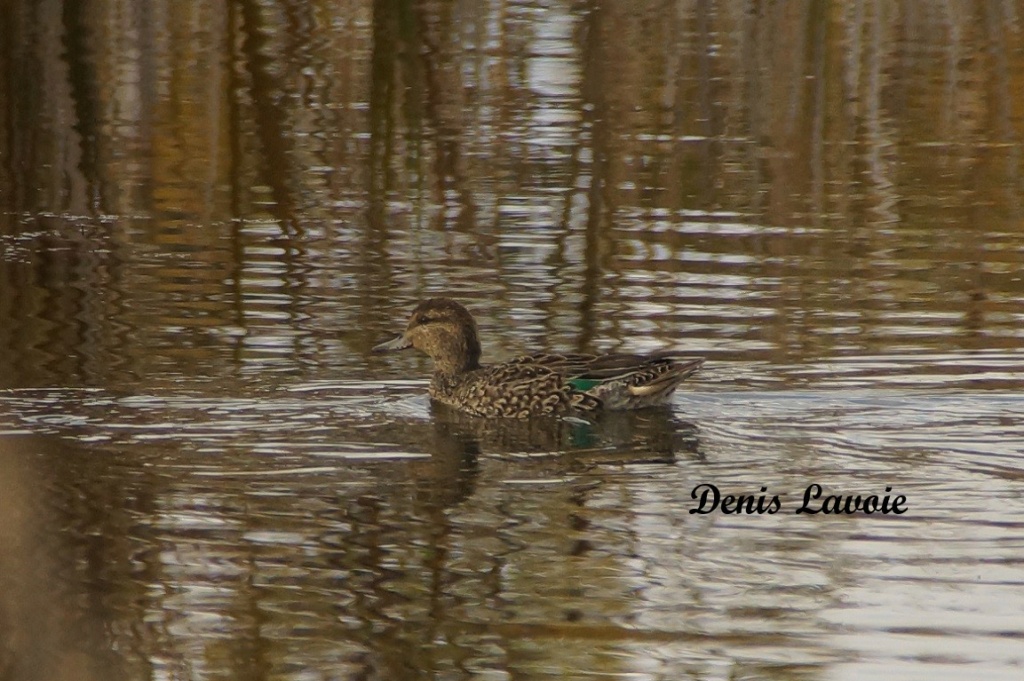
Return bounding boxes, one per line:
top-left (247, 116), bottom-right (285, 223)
top-left (450, 361), bottom-right (601, 417)
top-left (501, 352), bottom-right (597, 377)
top-left (495, 351), bottom-right (703, 411)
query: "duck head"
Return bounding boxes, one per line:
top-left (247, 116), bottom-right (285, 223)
top-left (373, 298), bottom-right (482, 374)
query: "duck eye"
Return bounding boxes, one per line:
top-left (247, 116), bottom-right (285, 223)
top-left (416, 314), bottom-right (434, 325)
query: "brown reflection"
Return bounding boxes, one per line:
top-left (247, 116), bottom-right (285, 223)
top-left (234, 0), bottom-right (302, 237)
top-left (3, 0), bottom-right (1024, 387)
top-left (0, 220), bottom-right (126, 388)
top-left (60, 1), bottom-right (104, 215)
top-left (367, 0), bottom-right (476, 227)
top-left (0, 435), bottom-right (124, 681)
top-left (429, 401), bottom-right (702, 466)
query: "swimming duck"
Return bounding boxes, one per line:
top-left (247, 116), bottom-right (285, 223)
top-left (373, 298), bottom-right (704, 418)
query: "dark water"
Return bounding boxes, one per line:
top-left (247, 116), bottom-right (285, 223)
top-left (2, 2), bottom-right (1024, 680)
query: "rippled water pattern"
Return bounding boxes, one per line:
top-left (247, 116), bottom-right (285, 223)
top-left (2, 1), bottom-right (1024, 680)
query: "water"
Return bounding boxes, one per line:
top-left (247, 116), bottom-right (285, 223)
top-left (2, 1), bottom-right (1024, 680)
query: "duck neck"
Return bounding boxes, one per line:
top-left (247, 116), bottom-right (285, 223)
top-left (433, 332), bottom-right (482, 375)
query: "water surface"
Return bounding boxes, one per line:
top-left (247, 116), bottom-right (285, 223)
top-left (2, 1), bottom-right (1024, 680)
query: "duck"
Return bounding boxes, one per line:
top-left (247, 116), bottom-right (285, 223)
top-left (373, 298), bottom-right (704, 418)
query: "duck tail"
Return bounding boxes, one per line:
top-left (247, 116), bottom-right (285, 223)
top-left (628, 356), bottom-right (705, 397)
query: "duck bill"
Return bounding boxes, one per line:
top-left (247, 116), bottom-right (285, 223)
top-left (372, 335), bottom-right (413, 352)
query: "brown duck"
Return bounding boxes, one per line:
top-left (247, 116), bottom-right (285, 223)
top-left (373, 298), bottom-right (704, 418)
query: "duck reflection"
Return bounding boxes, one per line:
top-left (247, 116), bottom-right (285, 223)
top-left (308, 406), bottom-right (703, 680)
top-left (427, 400), bottom-right (702, 469)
